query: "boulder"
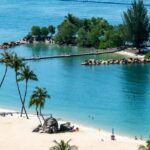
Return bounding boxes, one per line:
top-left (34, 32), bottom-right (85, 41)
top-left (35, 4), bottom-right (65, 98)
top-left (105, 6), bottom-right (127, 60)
top-left (60, 122), bottom-right (73, 132)
top-left (32, 124), bottom-right (42, 132)
top-left (42, 116), bottom-right (58, 133)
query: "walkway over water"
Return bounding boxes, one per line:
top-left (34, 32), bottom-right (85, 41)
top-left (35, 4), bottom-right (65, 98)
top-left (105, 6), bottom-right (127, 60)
top-left (23, 49), bottom-right (119, 61)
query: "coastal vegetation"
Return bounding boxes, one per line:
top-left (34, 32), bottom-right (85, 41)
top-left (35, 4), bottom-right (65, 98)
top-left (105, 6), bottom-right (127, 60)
top-left (138, 140), bottom-right (150, 150)
top-left (25, 25), bottom-right (55, 42)
top-left (49, 140), bottom-right (78, 150)
top-left (23, 0), bottom-right (149, 52)
top-left (10, 53), bottom-right (30, 119)
top-left (0, 51), bottom-right (50, 121)
top-left (0, 0), bottom-right (149, 53)
top-left (145, 52), bottom-right (150, 59)
top-left (0, 52), bottom-right (13, 87)
top-left (29, 87), bottom-right (50, 124)
top-left (0, 52), bottom-right (29, 119)
top-left (17, 65), bottom-right (38, 117)
top-left (55, 14), bottom-right (125, 49)
top-left (123, 0), bottom-right (150, 52)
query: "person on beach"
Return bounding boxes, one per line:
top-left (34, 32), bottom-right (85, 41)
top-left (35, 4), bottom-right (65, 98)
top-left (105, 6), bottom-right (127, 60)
top-left (111, 128), bottom-right (116, 140)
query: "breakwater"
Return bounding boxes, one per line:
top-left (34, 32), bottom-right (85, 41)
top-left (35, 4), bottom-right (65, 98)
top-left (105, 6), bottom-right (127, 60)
top-left (0, 38), bottom-right (54, 50)
top-left (81, 57), bottom-right (150, 66)
top-left (0, 41), bottom-right (26, 49)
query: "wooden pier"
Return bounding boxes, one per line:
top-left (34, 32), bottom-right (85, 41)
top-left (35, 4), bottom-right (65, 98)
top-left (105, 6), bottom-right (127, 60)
top-left (22, 49), bottom-right (119, 61)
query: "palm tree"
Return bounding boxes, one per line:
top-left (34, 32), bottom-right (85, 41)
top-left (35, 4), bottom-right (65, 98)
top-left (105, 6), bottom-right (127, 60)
top-left (29, 91), bottom-right (42, 125)
top-left (0, 52), bottom-right (13, 88)
top-left (17, 65), bottom-right (38, 117)
top-left (138, 140), bottom-right (150, 150)
top-left (10, 53), bottom-right (29, 119)
top-left (49, 139), bottom-right (78, 150)
top-left (29, 87), bottom-right (50, 124)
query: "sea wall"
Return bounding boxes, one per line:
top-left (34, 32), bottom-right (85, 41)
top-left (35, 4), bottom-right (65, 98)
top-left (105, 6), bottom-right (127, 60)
top-left (81, 58), bottom-right (150, 66)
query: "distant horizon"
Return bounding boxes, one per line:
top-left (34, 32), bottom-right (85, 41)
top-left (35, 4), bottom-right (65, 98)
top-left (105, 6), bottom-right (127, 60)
top-left (60, 0), bottom-right (150, 7)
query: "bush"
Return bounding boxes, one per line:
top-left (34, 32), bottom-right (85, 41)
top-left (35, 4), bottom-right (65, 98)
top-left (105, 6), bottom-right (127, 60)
top-left (145, 51), bottom-right (150, 58)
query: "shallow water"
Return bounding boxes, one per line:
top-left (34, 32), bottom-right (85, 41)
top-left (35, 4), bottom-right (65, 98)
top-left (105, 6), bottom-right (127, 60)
top-left (0, 0), bottom-right (150, 138)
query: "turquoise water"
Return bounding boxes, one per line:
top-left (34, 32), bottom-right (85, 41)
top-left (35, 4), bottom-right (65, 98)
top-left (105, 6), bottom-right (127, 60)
top-left (1, 0), bottom-right (150, 138)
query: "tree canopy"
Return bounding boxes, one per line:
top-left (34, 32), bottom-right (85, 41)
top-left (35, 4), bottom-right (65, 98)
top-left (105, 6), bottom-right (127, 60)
top-left (123, 0), bottom-right (150, 49)
top-left (55, 14), bottom-right (125, 48)
top-left (31, 25), bottom-right (55, 37)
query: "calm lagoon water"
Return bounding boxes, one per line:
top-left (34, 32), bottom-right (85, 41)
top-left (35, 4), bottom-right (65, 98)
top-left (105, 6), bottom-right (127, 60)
top-left (0, 0), bottom-right (150, 138)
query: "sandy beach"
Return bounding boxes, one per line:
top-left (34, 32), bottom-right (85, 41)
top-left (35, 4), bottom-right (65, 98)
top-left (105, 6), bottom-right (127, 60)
top-left (116, 50), bottom-right (145, 58)
top-left (0, 108), bottom-right (145, 150)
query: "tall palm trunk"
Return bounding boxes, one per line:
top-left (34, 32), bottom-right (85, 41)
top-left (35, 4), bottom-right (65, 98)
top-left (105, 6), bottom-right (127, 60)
top-left (39, 106), bottom-right (45, 122)
top-left (21, 80), bottom-right (28, 117)
top-left (15, 72), bottom-right (29, 119)
top-left (0, 66), bottom-right (8, 88)
top-left (36, 106), bottom-right (42, 125)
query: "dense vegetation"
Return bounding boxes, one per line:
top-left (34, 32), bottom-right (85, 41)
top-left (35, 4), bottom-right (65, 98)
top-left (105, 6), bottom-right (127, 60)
top-left (54, 14), bottom-right (125, 49)
top-left (145, 52), bottom-right (150, 59)
top-left (26, 25), bottom-right (55, 41)
top-left (28, 0), bottom-right (150, 51)
top-left (123, 0), bottom-right (150, 52)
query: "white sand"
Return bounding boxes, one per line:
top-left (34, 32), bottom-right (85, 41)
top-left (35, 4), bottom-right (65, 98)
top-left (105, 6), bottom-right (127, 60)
top-left (0, 108), bottom-right (145, 150)
top-left (116, 50), bottom-right (145, 59)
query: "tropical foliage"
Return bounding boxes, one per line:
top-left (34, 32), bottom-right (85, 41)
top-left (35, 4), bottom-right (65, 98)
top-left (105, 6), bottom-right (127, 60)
top-left (28, 0), bottom-right (150, 50)
top-left (145, 52), bottom-right (150, 59)
top-left (31, 25), bottom-right (55, 37)
top-left (49, 140), bottom-right (78, 150)
top-left (29, 87), bottom-right (50, 124)
top-left (138, 140), bottom-right (150, 150)
top-left (54, 14), bottom-right (127, 49)
top-left (123, 0), bottom-right (150, 50)
top-left (0, 52), bottom-right (13, 87)
top-left (17, 65), bottom-right (38, 117)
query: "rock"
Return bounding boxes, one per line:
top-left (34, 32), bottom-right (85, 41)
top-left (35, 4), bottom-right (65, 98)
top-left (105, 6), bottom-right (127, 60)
top-left (32, 124), bottom-right (42, 132)
top-left (42, 116), bottom-right (58, 133)
top-left (81, 57), bottom-right (150, 66)
top-left (60, 122), bottom-right (73, 132)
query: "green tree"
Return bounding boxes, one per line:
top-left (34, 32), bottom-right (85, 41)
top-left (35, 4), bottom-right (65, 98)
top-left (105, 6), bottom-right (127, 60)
top-left (17, 65), bottom-right (38, 117)
top-left (76, 27), bottom-right (89, 47)
top-left (88, 27), bottom-right (102, 48)
top-left (31, 26), bottom-right (41, 37)
top-left (99, 25), bottom-right (125, 49)
top-left (65, 14), bottom-right (82, 28)
top-left (48, 25), bottom-right (55, 36)
top-left (49, 140), bottom-right (78, 150)
top-left (29, 87), bottom-right (50, 124)
top-left (0, 52), bottom-right (13, 88)
top-left (138, 140), bottom-right (150, 150)
top-left (10, 53), bottom-right (29, 119)
top-left (40, 27), bottom-right (49, 37)
top-left (55, 20), bottom-right (78, 45)
top-left (123, 0), bottom-right (150, 51)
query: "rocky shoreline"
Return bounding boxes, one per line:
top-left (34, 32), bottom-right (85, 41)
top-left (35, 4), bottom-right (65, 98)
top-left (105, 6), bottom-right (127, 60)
top-left (81, 57), bottom-right (150, 66)
top-left (0, 40), bottom-right (26, 49)
top-left (0, 37), bottom-right (55, 50)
